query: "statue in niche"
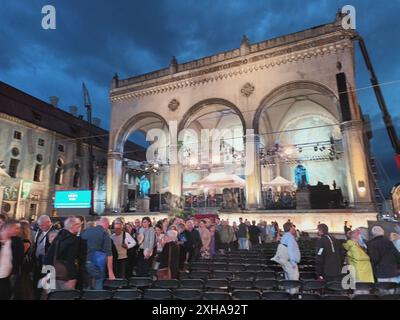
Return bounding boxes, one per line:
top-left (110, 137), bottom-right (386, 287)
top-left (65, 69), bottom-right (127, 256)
top-left (222, 188), bottom-right (238, 209)
top-left (138, 175), bottom-right (150, 198)
top-left (294, 164), bottom-right (309, 190)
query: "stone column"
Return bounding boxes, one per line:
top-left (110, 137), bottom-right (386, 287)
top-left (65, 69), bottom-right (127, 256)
top-left (106, 151), bottom-right (123, 213)
top-left (168, 143), bottom-right (182, 196)
top-left (341, 120), bottom-right (373, 209)
top-left (245, 133), bottom-right (262, 209)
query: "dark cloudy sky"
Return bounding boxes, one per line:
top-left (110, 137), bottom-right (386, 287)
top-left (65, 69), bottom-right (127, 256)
top-left (1, 0), bottom-right (399, 196)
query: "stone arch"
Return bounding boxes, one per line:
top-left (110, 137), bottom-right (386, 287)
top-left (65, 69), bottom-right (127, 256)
top-left (253, 80), bottom-right (340, 135)
top-left (112, 111), bottom-right (169, 153)
top-left (178, 98), bottom-right (246, 134)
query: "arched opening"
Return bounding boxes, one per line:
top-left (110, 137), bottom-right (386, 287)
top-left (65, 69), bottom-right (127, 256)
top-left (178, 99), bottom-right (246, 211)
top-left (108, 112), bottom-right (169, 213)
top-left (255, 81), bottom-right (347, 210)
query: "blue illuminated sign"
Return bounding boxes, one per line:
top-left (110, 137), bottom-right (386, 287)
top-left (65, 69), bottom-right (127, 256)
top-left (54, 190), bottom-right (92, 209)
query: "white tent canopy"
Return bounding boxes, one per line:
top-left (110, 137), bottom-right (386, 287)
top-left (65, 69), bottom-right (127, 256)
top-left (192, 172), bottom-right (246, 190)
top-left (262, 176), bottom-right (295, 189)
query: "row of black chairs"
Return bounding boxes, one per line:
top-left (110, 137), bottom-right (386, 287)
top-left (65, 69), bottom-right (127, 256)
top-left (182, 270), bottom-right (316, 281)
top-left (101, 278), bottom-right (399, 294)
top-left (47, 289), bottom-right (400, 301)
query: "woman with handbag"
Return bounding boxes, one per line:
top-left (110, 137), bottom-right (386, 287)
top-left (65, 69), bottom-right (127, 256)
top-left (44, 217), bottom-right (82, 290)
top-left (157, 230), bottom-right (180, 280)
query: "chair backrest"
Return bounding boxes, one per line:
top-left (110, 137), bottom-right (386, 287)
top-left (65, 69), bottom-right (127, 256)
top-left (202, 291), bottom-right (231, 300)
top-left (47, 290), bottom-right (81, 300)
top-left (173, 289), bottom-right (203, 300)
top-left (379, 294), bottom-right (400, 300)
top-left (254, 279), bottom-right (278, 290)
top-left (143, 289), bottom-right (172, 300)
top-left (190, 271), bottom-right (211, 280)
top-left (261, 291), bottom-right (291, 300)
top-left (180, 279), bottom-right (204, 290)
top-left (112, 289), bottom-right (141, 300)
top-left (375, 282), bottom-right (398, 290)
top-left (256, 271), bottom-right (275, 280)
top-left (205, 279), bottom-right (229, 290)
top-left (212, 270), bottom-right (234, 280)
top-left (321, 294), bottom-right (350, 300)
top-left (292, 293), bottom-right (321, 300)
top-left (355, 282), bottom-right (375, 292)
top-left (230, 280), bottom-right (254, 290)
top-left (246, 265), bottom-right (265, 272)
top-left (302, 280), bottom-right (326, 291)
top-left (103, 278), bottom-right (129, 290)
top-left (227, 264), bottom-right (246, 271)
top-left (299, 272), bottom-right (316, 280)
top-left (81, 290), bottom-right (113, 300)
top-left (129, 277), bottom-right (153, 288)
top-left (209, 263), bottom-right (227, 271)
top-left (279, 280), bottom-right (302, 290)
top-left (352, 294), bottom-right (380, 300)
top-left (234, 271), bottom-right (255, 280)
top-left (232, 290), bottom-right (261, 300)
top-left (153, 279), bottom-right (180, 289)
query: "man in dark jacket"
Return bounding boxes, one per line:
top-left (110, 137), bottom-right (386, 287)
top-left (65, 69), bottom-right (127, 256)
top-left (367, 226), bottom-right (400, 284)
top-left (248, 221), bottom-right (261, 248)
top-left (237, 217), bottom-right (248, 250)
top-left (45, 217), bottom-right (82, 290)
top-left (315, 224), bottom-right (345, 282)
top-left (186, 220), bottom-right (202, 262)
top-left (0, 219), bottom-right (24, 300)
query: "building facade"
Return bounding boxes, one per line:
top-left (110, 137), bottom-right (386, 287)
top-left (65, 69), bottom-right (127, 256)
top-left (107, 13), bottom-right (375, 214)
top-left (0, 81), bottom-right (144, 219)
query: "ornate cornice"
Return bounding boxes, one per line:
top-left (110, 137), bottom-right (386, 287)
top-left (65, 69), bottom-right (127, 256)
top-left (110, 33), bottom-right (352, 102)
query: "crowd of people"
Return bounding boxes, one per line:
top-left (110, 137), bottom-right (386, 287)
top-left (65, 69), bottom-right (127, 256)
top-left (0, 211), bottom-right (399, 299)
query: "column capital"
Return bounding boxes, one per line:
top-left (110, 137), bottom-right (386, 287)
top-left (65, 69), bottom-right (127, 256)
top-left (107, 151), bottom-right (123, 161)
top-left (340, 120), bottom-right (363, 132)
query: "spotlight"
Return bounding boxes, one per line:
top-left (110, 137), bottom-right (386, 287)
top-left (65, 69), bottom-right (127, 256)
top-left (298, 147), bottom-right (302, 153)
top-left (314, 146), bottom-right (318, 152)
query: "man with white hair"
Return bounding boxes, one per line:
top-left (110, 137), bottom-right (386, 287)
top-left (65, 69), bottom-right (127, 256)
top-left (367, 225), bottom-right (400, 289)
top-left (157, 229), bottom-right (180, 279)
top-left (33, 215), bottom-right (56, 298)
top-left (44, 216), bottom-right (82, 290)
top-left (81, 217), bottom-right (115, 289)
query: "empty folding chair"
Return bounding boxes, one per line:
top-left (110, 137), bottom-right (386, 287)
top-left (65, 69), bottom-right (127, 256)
top-left (326, 281), bottom-right (350, 294)
top-left (47, 290), bottom-right (81, 300)
top-left (256, 271), bottom-right (275, 280)
top-left (354, 282), bottom-right (375, 294)
top-left (261, 291), bottom-right (291, 300)
top-left (227, 264), bottom-right (246, 272)
top-left (190, 271), bottom-right (211, 280)
top-left (202, 292), bottom-right (231, 300)
top-left (292, 293), bottom-right (321, 300)
top-left (143, 289), bottom-right (172, 300)
top-left (380, 294), bottom-right (400, 300)
top-left (205, 279), bottom-right (229, 291)
top-left (321, 294), bottom-right (350, 300)
top-left (230, 280), bottom-right (254, 290)
top-left (179, 271), bottom-right (190, 279)
top-left (246, 264), bottom-right (265, 272)
top-left (375, 282), bottom-right (398, 295)
top-left (213, 270), bottom-right (234, 280)
top-left (352, 294), bottom-right (380, 300)
top-left (129, 277), bottom-right (153, 289)
top-left (190, 262), bottom-right (209, 271)
top-left (279, 280), bottom-right (302, 294)
top-left (254, 279), bottom-right (278, 291)
top-left (229, 258), bottom-right (244, 264)
top-left (153, 279), bottom-right (180, 290)
top-left (103, 278), bottom-right (129, 290)
top-left (300, 272), bottom-right (316, 280)
top-left (81, 290), bottom-right (113, 300)
top-left (173, 289), bottom-right (203, 300)
top-left (302, 280), bottom-right (326, 293)
top-left (232, 290), bottom-right (261, 300)
top-left (112, 289), bottom-right (141, 300)
top-left (246, 259), bottom-right (259, 265)
top-left (208, 263), bottom-right (226, 271)
top-left (234, 271), bottom-right (255, 280)
top-left (180, 279), bottom-right (204, 290)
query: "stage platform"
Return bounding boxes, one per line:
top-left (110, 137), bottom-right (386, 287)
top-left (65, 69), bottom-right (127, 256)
top-left (104, 209), bottom-right (378, 233)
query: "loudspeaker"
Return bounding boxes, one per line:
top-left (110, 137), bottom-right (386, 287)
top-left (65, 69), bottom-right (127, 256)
top-left (336, 72), bottom-right (352, 122)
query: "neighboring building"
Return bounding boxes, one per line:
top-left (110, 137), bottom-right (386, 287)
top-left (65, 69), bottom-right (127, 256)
top-left (0, 81), bottom-right (145, 218)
